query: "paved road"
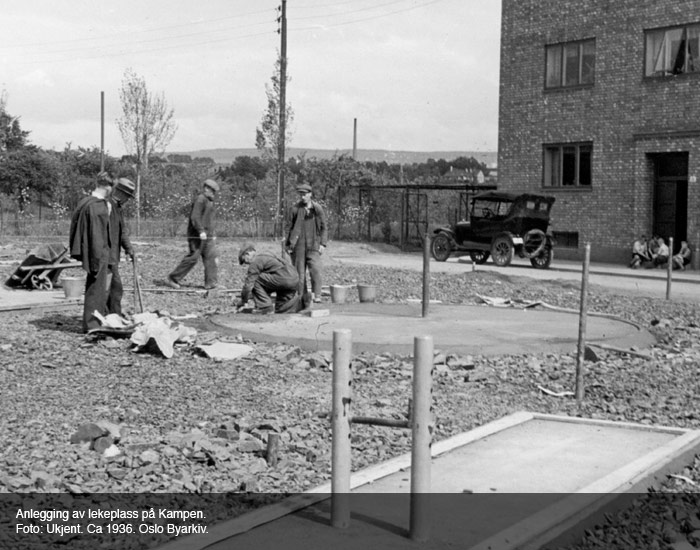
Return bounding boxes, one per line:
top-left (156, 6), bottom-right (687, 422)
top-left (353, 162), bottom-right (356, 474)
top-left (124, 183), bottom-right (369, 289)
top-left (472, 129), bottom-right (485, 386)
top-left (332, 251), bottom-right (700, 303)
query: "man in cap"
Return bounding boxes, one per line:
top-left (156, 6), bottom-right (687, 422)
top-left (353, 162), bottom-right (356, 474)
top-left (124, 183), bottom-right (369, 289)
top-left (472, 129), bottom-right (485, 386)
top-left (166, 179), bottom-right (220, 290)
top-left (106, 178), bottom-right (136, 316)
top-left (235, 244), bottom-right (310, 314)
top-left (285, 182), bottom-right (328, 303)
top-left (69, 171), bottom-right (114, 332)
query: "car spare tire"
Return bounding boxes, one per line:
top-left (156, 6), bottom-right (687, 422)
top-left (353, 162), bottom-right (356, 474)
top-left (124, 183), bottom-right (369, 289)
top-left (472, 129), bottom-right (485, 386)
top-left (522, 229), bottom-right (547, 259)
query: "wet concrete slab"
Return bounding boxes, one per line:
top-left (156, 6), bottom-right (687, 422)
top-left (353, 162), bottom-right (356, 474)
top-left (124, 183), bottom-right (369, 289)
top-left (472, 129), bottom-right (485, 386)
top-left (209, 303), bottom-right (654, 355)
top-left (157, 412), bottom-right (700, 550)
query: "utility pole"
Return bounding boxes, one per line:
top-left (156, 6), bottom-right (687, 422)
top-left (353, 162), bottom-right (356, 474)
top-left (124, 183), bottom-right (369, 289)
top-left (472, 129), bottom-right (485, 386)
top-left (100, 91), bottom-right (105, 172)
top-left (353, 118), bottom-right (357, 160)
top-left (277, 0), bottom-right (288, 239)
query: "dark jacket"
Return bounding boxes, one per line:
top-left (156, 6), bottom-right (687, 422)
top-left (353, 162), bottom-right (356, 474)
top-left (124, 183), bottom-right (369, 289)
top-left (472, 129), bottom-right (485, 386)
top-left (187, 193), bottom-right (215, 237)
top-left (241, 252), bottom-right (299, 303)
top-left (69, 196), bottom-right (112, 273)
top-left (285, 200), bottom-right (328, 251)
top-left (108, 199), bottom-right (133, 265)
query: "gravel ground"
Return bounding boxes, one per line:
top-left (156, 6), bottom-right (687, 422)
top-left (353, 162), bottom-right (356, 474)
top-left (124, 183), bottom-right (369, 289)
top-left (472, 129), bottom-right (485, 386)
top-left (0, 238), bottom-right (699, 550)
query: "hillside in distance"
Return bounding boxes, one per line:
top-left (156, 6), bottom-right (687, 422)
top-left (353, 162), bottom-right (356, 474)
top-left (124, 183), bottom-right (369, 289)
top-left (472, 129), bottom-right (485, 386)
top-left (170, 147), bottom-right (498, 167)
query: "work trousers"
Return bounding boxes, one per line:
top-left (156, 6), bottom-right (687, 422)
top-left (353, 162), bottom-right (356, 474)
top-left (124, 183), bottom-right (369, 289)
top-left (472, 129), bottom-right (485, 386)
top-left (169, 237), bottom-right (218, 288)
top-left (83, 263), bottom-right (112, 333)
top-left (252, 272), bottom-right (300, 313)
top-left (291, 247), bottom-right (322, 296)
top-left (106, 262), bottom-right (124, 316)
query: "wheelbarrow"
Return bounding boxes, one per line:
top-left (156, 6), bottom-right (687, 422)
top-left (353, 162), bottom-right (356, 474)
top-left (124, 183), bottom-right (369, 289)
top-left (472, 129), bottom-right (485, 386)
top-left (4, 243), bottom-right (82, 290)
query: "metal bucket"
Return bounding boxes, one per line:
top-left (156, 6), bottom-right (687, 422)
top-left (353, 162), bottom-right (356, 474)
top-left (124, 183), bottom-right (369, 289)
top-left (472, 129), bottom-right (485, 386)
top-left (62, 276), bottom-right (85, 299)
top-left (357, 284), bottom-right (377, 303)
top-left (330, 285), bottom-right (348, 304)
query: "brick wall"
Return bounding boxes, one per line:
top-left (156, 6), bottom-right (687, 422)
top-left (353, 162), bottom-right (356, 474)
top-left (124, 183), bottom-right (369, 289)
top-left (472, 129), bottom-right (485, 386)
top-left (498, 0), bottom-right (700, 263)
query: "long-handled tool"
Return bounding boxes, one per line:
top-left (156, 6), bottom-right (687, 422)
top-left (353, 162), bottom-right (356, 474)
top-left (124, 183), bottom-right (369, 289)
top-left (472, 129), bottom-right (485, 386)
top-left (132, 254), bottom-right (144, 313)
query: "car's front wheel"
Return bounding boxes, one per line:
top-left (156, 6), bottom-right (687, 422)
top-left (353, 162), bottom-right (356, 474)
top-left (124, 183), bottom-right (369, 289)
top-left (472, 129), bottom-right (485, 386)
top-left (530, 245), bottom-right (553, 269)
top-left (469, 250), bottom-right (490, 264)
top-left (431, 233), bottom-right (453, 262)
top-left (491, 235), bottom-right (514, 267)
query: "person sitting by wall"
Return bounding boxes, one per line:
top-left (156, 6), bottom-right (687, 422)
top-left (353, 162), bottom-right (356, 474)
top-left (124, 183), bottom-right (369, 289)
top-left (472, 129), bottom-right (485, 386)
top-left (672, 240), bottom-right (693, 270)
top-left (652, 236), bottom-right (670, 268)
top-left (629, 235), bottom-right (650, 269)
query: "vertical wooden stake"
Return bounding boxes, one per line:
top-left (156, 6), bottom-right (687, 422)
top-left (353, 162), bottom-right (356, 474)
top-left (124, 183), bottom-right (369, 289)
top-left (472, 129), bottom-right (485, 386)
top-left (666, 236), bottom-right (674, 300)
top-left (266, 433), bottom-right (280, 467)
top-left (422, 234), bottom-right (430, 318)
top-left (331, 329), bottom-right (352, 528)
top-left (575, 243), bottom-right (591, 408)
top-left (410, 335), bottom-right (433, 542)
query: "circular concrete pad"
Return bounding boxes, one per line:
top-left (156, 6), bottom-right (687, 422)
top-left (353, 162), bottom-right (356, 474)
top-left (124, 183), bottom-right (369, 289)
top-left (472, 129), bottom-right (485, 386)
top-left (209, 303), bottom-right (654, 355)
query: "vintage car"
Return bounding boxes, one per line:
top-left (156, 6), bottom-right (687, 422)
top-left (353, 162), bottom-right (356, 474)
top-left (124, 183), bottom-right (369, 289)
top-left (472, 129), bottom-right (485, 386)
top-left (431, 191), bottom-right (556, 269)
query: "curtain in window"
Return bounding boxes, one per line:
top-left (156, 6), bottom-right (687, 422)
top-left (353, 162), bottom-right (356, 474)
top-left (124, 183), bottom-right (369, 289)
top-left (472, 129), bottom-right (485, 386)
top-left (546, 46), bottom-right (562, 87)
top-left (647, 28), bottom-right (684, 75)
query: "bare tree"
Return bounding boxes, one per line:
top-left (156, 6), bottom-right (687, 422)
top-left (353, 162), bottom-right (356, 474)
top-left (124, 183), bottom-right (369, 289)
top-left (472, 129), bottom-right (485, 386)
top-left (117, 68), bottom-right (177, 234)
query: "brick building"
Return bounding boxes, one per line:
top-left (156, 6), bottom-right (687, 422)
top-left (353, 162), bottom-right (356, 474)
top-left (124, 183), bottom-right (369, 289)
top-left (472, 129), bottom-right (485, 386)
top-left (498, 0), bottom-right (700, 264)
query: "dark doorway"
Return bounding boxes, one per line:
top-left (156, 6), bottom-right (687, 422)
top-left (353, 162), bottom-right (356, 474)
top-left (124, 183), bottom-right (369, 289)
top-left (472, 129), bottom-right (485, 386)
top-left (652, 153), bottom-right (688, 253)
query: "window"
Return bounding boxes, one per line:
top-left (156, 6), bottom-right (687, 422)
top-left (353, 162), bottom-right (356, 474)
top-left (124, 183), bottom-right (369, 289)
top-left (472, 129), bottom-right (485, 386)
top-left (552, 231), bottom-right (579, 249)
top-left (645, 24), bottom-right (700, 76)
top-left (543, 143), bottom-right (592, 187)
top-left (545, 39), bottom-right (595, 88)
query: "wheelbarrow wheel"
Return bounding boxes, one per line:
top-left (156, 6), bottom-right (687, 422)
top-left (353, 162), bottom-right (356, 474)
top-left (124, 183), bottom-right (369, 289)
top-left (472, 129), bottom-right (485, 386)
top-left (31, 273), bottom-right (53, 290)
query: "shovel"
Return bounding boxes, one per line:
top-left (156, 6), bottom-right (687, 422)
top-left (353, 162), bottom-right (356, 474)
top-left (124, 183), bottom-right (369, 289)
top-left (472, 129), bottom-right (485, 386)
top-left (132, 254), bottom-right (144, 313)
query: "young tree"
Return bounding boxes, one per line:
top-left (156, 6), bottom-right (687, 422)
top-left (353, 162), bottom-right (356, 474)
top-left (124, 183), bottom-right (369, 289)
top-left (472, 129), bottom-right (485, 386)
top-left (256, 55), bottom-right (294, 236)
top-left (117, 68), bottom-right (177, 234)
top-left (0, 89), bottom-right (29, 152)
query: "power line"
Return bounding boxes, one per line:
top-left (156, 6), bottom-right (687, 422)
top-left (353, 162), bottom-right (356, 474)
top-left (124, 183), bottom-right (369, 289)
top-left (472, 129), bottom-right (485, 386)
top-left (0, 7), bottom-right (275, 50)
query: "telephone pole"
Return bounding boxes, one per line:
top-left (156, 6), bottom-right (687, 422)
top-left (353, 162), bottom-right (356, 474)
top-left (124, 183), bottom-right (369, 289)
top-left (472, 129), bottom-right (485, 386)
top-left (277, 0), bottom-right (288, 238)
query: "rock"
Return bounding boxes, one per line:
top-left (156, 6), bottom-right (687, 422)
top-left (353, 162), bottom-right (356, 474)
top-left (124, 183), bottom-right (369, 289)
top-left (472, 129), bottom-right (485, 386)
top-left (70, 423), bottom-right (107, 444)
top-left (238, 438), bottom-right (264, 453)
top-left (584, 345), bottom-right (600, 362)
top-left (446, 354), bottom-right (475, 370)
top-left (239, 477), bottom-right (260, 492)
top-left (139, 449), bottom-right (160, 464)
top-left (91, 436), bottom-right (114, 454)
top-left (103, 445), bottom-right (121, 458)
top-left (215, 428), bottom-right (240, 441)
top-left (96, 420), bottom-right (122, 441)
top-left (234, 417), bottom-right (253, 432)
top-left (308, 353), bottom-right (329, 369)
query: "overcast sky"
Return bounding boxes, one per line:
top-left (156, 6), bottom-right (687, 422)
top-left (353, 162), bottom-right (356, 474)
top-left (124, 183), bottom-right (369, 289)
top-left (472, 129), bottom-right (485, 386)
top-left (0, 0), bottom-right (502, 157)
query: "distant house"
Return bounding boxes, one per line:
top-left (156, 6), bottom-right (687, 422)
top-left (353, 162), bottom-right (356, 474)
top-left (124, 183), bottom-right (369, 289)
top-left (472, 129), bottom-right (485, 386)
top-left (442, 166), bottom-right (486, 185)
top-left (498, 0), bottom-right (700, 263)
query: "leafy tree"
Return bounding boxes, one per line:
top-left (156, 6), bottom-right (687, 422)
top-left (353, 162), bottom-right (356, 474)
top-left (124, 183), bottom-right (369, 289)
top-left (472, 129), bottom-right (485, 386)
top-left (117, 68), bottom-right (177, 234)
top-left (0, 90), bottom-right (29, 152)
top-left (256, 55), bottom-right (294, 236)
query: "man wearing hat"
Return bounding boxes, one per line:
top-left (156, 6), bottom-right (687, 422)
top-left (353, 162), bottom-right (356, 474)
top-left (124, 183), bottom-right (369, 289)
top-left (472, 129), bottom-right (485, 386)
top-left (106, 178), bottom-right (136, 316)
top-left (69, 171), bottom-right (115, 332)
top-left (235, 244), bottom-right (310, 314)
top-left (285, 182), bottom-right (328, 302)
top-left (166, 179), bottom-right (220, 290)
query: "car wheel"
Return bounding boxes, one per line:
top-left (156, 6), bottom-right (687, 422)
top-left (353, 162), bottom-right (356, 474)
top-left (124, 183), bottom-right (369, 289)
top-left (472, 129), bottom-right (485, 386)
top-left (522, 229), bottom-right (546, 258)
top-left (491, 235), bottom-right (514, 267)
top-left (431, 233), bottom-right (452, 262)
top-left (469, 250), bottom-right (490, 264)
top-left (530, 246), bottom-right (553, 269)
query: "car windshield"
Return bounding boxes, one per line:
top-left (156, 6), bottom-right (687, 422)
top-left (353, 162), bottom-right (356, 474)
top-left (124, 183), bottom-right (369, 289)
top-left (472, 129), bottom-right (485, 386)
top-left (472, 199), bottom-right (512, 217)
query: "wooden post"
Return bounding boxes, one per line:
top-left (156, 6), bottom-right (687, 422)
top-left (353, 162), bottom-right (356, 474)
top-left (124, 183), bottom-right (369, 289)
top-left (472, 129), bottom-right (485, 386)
top-left (575, 243), bottom-right (591, 407)
top-left (422, 233), bottom-right (430, 318)
top-left (410, 335), bottom-right (433, 542)
top-left (331, 329), bottom-right (352, 528)
top-left (666, 236), bottom-right (674, 300)
top-left (266, 433), bottom-right (280, 467)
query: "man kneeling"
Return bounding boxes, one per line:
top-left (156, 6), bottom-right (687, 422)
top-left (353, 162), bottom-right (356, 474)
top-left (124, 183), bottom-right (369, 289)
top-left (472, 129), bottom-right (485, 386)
top-left (236, 245), bottom-right (311, 314)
